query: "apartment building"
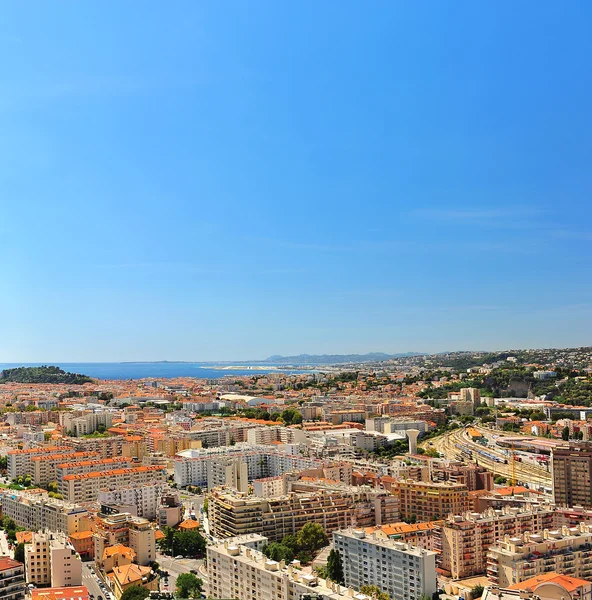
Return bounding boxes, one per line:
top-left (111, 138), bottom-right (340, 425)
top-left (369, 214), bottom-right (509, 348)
top-left (552, 444), bottom-right (592, 508)
top-left (31, 451), bottom-right (100, 486)
top-left (158, 492), bottom-right (184, 528)
top-left (0, 489), bottom-right (89, 534)
top-left (61, 411), bottom-right (114, 437)
top-left (209, 485), bottom-right (399, 542)
top-left (487, 524), bottom-right (592, 587)
top-left (334, 529), bottom-right (437, 600)
top-left (174, 444), bottom-right (325, 488)
top-left (68, 437), bottom-right (145, 460)
top-left (57, 457), bottom-right (135, 497)
top-left (394, 480), bottom-right (470, 522)
top-left (432, 462), bottom-right (494, 492)
top-left (62, 465), bottom-right (166, 502)
top-left (8, 446), bottom-right (71, 480)
top-left (25, 531), bottom-right (81, 588)
top-left (440, 506), bottom-right (556, 579)
top-left (208, 540), bottom-right (371, 600)
top-left (0, 557), bottom-right (25, 600)
top-left (93, 513), bottom-right (156, 566)
top-left (246, 426), bottom-right (307, 445)
top-left (364, 522), bottom-right (441, 553)
top-left (97, 482), bottom-right (169, 520)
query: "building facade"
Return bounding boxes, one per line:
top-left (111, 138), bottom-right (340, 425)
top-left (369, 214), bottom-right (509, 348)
top-left (333, 529), bottom-right (437, 600)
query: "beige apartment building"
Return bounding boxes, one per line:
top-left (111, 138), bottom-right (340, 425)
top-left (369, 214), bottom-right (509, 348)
top-left (8, 446), bottom-right (71, 480)
top-left (394, 480), bottom-right (470, 522)
top-left (68, 436), bottom-right (146, 460)
top-left (552, 444), bottom-right (592, 508)
top-left (93, 513), bottom-right (156, 567)
top-left (209, 485), bottom-right (399, 542)
top-left (31, 451), bottom-right (100, 486)
top-left (25, 531), bottom-right (81, 588)
top-left (440, 506), bottom-right (556, 579)
top-left (56, 457), bottom-right (135, 497)
top-left (0, 489), bottom-right (90, 534)
top-left (62, 465), bottom-right (166, 502)
top-left (487, 524), bottom-right (592, 587)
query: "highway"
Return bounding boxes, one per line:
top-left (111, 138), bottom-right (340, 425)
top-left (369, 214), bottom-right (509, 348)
top-left (424, 426), bottom-right (552, 489)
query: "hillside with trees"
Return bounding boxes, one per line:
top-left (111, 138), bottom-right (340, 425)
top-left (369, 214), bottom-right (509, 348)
top-left (0, 366), bottom-right (93, 385)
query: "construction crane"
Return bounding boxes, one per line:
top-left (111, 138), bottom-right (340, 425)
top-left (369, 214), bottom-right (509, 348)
top-left (509, 441), bottom-right (517, 487)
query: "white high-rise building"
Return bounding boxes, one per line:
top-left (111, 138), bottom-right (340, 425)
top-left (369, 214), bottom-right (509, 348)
top-left (333, 529), bottom-right (437, 600)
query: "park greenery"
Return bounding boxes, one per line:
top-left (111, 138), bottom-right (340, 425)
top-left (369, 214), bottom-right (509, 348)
top-left (0, 365), bottom-right (93, 385)
top-left (120, 586), bottom-right (150, 600)
top-left (360, 585), bottom-right (390, 600)
top-left (157, 527), bottom-right (206, 558)
top-left (175, 572), bottom-right (203, 598)
top-left (419, 365), bottom-right (592, 405)
top-left (262, 523), bottom-right (329, 565)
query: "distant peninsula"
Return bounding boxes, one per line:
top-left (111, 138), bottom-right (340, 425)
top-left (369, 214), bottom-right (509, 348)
top-left (0, 365), bottom-right (94, 385)
top-left (259, 352), bottom-right (425, 365)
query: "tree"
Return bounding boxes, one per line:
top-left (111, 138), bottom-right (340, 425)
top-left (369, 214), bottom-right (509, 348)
top-left (14, 543), bottom-right (25, 564)
top-left (562, 426), bottom-right (570, 441)
top-left (472, 585), bottom-right (484, 599)
top-left (281, 534), bottom-right (300, 554)
top-left (297, 523), bottom-right (328, 554)
top-left (326, 549), bottom-right (344, 584)
top-left (174, 529), bottom-right (206, 558)
top-left (176, 572), bottom-right (203, 598)
top-left (360, 585), bottom-right (390, 600)
top-left (263, 542), bottom-right (294, 563)
top-left (119, 586), bottom-right (149, 600)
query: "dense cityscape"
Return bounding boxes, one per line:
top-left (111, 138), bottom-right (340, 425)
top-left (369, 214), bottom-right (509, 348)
top-left (0, 347), bottom-right (589, 600)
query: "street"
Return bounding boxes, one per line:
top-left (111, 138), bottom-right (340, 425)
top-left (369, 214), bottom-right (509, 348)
top-left (157, 553), bottom-right (205, 594)
top-left (82, 562), bottom-right (114, 600)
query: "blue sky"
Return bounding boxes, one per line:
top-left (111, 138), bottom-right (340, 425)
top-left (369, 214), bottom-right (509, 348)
top-left (1, 2), bottom-right (591, 361)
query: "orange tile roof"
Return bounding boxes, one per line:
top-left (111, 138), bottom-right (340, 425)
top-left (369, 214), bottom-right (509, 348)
top-left (103, 544), bottom-right (135, 560)
top-left (508, 572), bottom-right (591, 593)
top-left (178, 519), bottom-right (200, 530)
top-left (63, 465), bottom-right (164, 480)
top-left (0, 557), bottom-right (23, 571)
top-left (31, 587), bottom-right (89, 600)
top-left (112, 563), bottom-right (151, 586)
top-left (68, 531), bottom-right (93, 540)
top-left (16, 531), bottom-right (33, 544)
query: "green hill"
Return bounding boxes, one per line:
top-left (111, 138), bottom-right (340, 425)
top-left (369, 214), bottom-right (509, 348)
top-left (0, 365), bottom-right (93, 385)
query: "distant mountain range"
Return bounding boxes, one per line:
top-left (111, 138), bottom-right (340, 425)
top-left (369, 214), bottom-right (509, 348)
top-left (260, 352), bottom-right (425, 365)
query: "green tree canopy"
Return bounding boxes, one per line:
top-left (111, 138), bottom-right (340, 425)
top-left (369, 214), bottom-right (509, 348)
top-left (360, 585), bottom-right (390, 600)
top-left (326, 549), bottom-right (344, 584)
top-left (297, 523), bottom-right (328, 554)
top-left (262, 542), bottom-right (294, 563)
top-left (176, 573), bottom-right (203, 598)
top-left (14, 543), bottom-right (25, 564)
top-left (119, 586), bottom-right (150, 600)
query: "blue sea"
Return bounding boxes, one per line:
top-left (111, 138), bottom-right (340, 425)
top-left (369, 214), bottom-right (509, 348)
top-left (0, 362), bottom-right (308, 381)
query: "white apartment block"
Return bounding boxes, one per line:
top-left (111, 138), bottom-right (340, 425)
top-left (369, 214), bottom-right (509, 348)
top-left (59, 411), bottom-right (114, 436)
top-left (174, 444), bottom-right (324, 488)
top-left (333, 529), bottom-right (437, 600)
top-left (0, 489), bottom-right (89, 534)
top-left (208, 539), bottom-right (373, 600)
top-left (97, 482), bottom-right (168, 520)
top-left (62, 465), bottom-right (166, 502)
